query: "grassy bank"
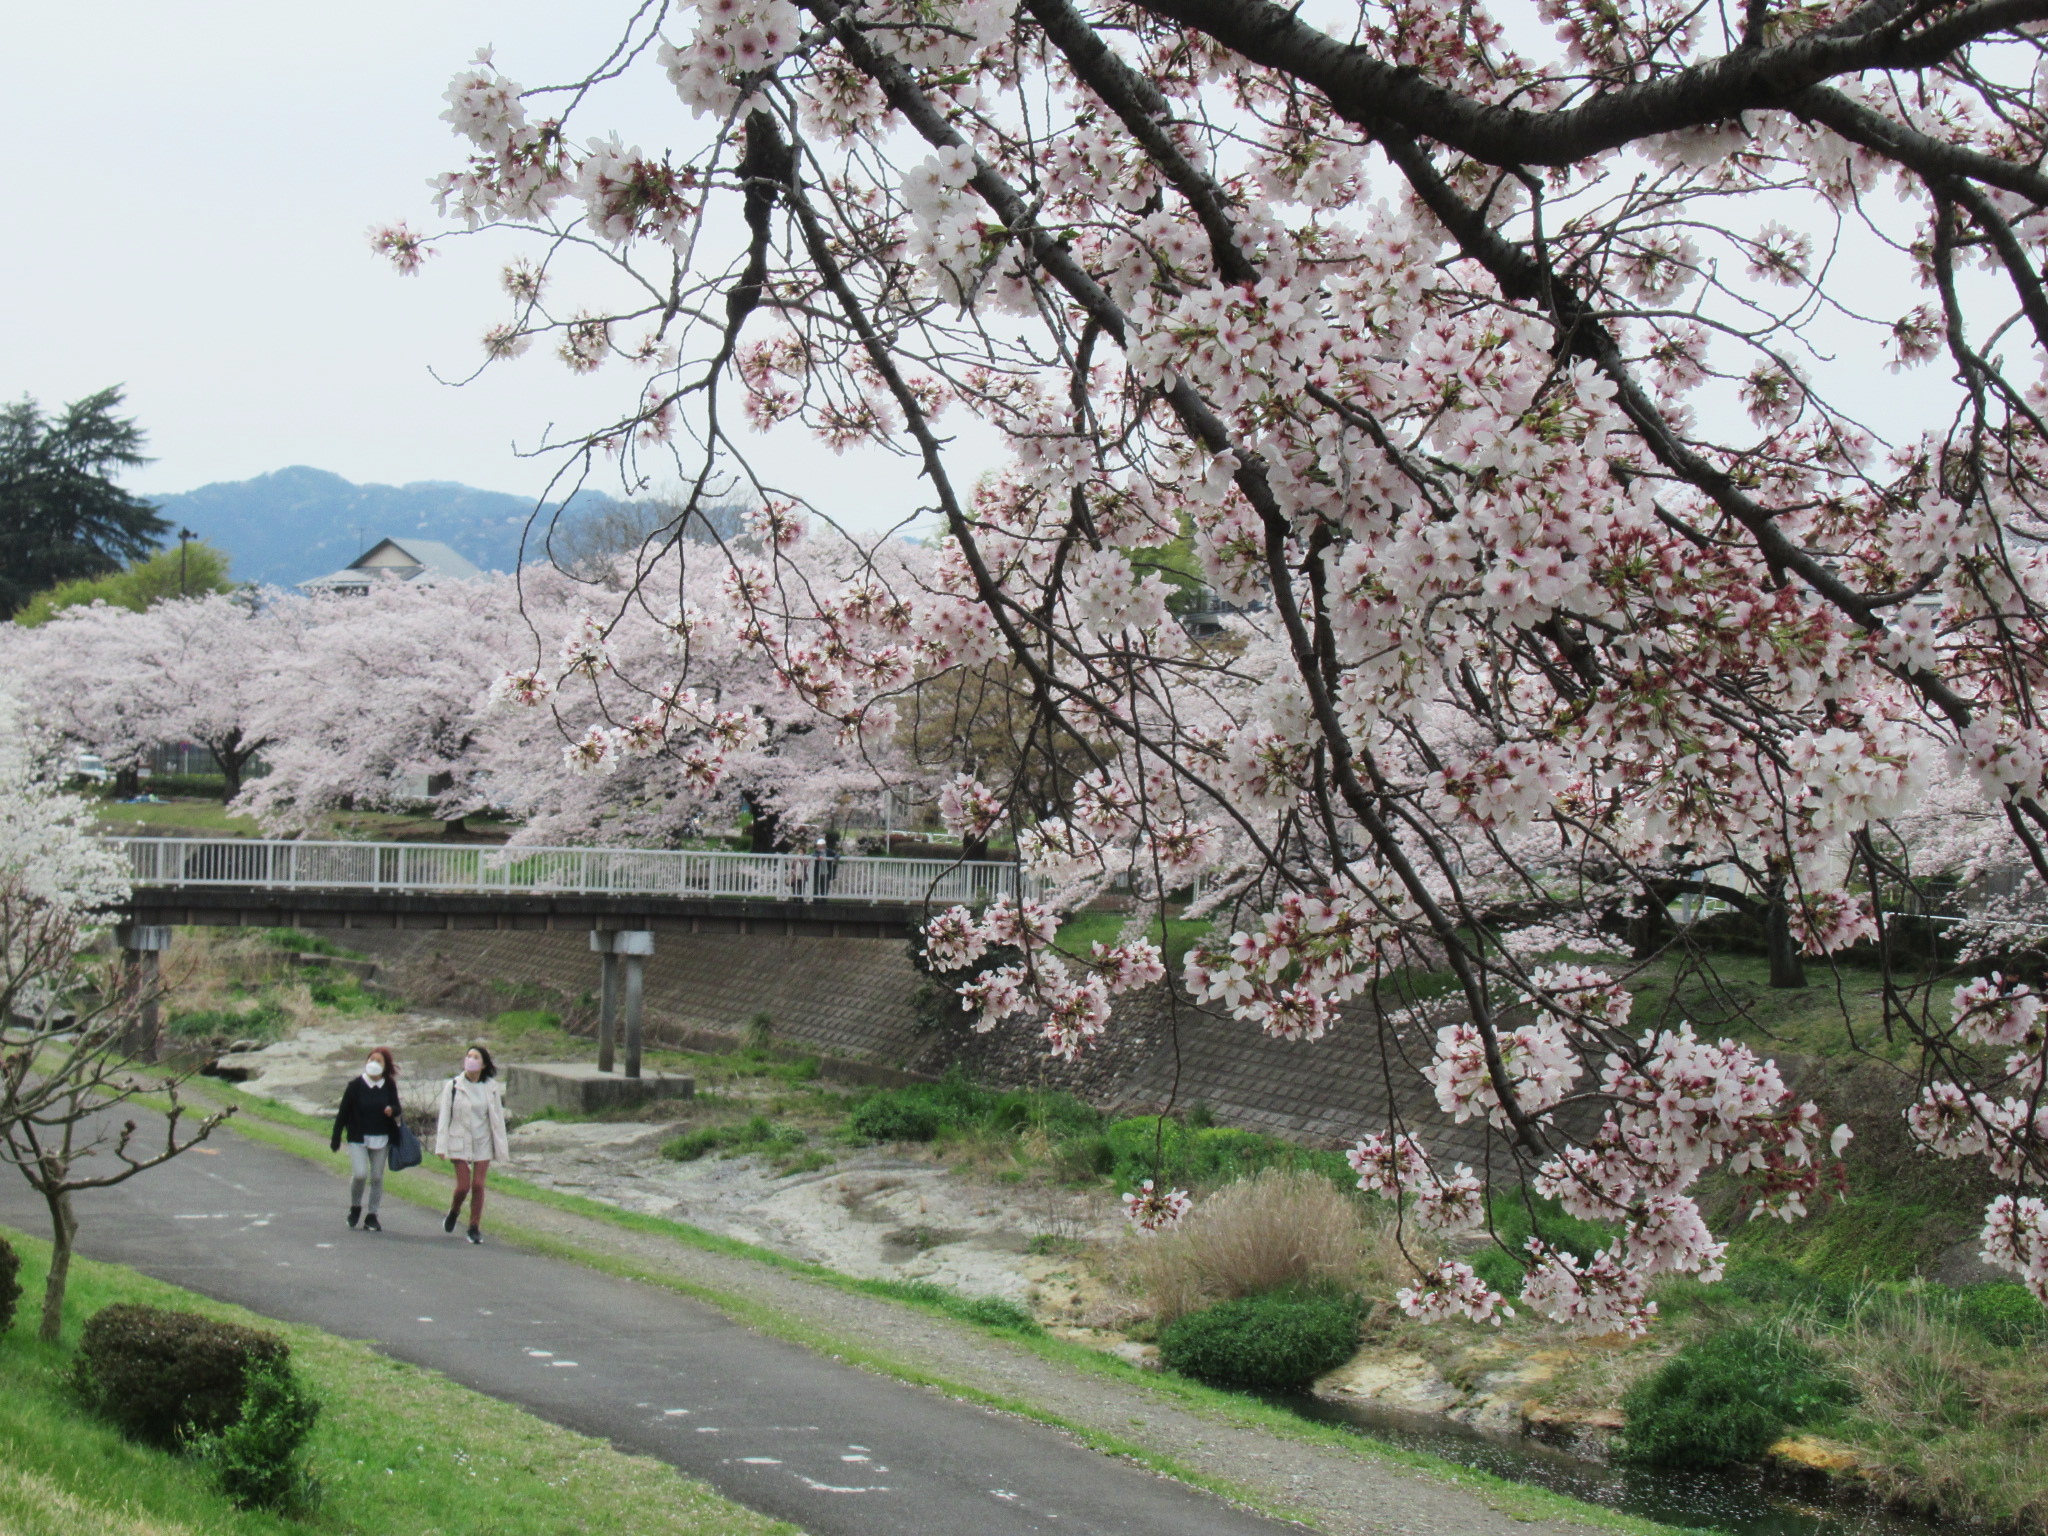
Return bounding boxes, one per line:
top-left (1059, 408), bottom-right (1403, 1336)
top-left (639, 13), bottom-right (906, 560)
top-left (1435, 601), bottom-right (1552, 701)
top-left (92, 793), bottom-right (510, 844)
top-left (162, 930), bottom-right (400, 1051)
top-left (0, 1228), bottom-right (794, 1536)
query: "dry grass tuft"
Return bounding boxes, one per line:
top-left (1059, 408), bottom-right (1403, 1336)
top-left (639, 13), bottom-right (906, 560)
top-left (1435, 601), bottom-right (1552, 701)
top-left (1118, 1167), bottom-right (1402, 1322)
top-left (156, 927), bottom-right (289, 1016)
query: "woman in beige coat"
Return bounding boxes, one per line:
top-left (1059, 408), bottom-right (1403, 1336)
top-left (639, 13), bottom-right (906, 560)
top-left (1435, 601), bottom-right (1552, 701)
top-left (435, 1045), bottom-right (509, 1244)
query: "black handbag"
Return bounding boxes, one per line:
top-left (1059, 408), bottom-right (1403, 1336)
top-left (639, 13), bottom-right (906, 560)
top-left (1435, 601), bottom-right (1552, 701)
top-left (388, 1121), bottom-right (423, 1172)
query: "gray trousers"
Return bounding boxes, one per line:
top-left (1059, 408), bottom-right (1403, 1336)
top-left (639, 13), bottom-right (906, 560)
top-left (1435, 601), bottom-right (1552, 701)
top-left (348, 1140), bottom-right (388, 1212)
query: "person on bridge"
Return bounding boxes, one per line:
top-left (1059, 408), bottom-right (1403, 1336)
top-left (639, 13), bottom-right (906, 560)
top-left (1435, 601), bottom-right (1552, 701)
top-left (435, 1045), bottom-right (509, 1245)
top-left (330, 1047), bottom-right (402, 1232)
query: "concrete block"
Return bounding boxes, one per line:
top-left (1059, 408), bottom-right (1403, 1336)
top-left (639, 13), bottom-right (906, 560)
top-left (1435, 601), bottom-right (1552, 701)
top-left (505, 1061), bottom-right (693, 1118)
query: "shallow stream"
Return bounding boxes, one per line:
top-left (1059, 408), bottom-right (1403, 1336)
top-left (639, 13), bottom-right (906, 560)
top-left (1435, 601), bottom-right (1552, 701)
top-left (1291, 1397), bottom-right (1961, 1536)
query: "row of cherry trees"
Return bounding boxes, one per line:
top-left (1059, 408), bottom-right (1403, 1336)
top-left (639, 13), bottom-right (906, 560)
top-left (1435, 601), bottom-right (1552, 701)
top-left (351, 0), bottom-right (2048, 1328)
top-left (0, 534), bottom-right (933, 848)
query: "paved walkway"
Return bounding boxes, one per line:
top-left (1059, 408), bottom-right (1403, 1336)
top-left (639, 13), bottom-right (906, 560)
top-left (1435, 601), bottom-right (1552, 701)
top-left (0, 1115), bottom-right (1615, 1536)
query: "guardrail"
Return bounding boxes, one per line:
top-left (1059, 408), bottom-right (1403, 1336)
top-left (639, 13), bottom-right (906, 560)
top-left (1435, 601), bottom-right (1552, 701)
top-left (108, 837), bottom-right (1024, 908)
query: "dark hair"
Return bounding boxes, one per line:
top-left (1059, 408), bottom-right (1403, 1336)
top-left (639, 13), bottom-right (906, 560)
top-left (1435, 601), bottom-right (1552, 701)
top-left (367, 1047), bottom-right (398, 1081)
top-left (463, 1044), bottom-right (497, 1082)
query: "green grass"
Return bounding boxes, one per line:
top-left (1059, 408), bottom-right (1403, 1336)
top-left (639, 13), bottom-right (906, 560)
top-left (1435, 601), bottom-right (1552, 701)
top-left (1053, 912), bottom-right (1211, 975)
top-left (91, 798), bottom-right (513, 844)
top-left (674, 1044), bottom-right (822, 1089)
top-left (303, 978), bottom-right (394, 1016)
top-left (259, 932), bottom-right (364, 961)
top-left (661, 1114), bottom-right (807, 1163)
top-left (167, 1002), bottom-right (291, 1047)
top-left (1613, 949), bottom-right (1902, 1059)
top-left (483, 1009), bottom-right (581, 1052)
top-left (0, 1228), bottom-right (794, 1536)
top-left (184, 1080), bottom-right (1693, 1536)
top-left (96, 801), bottom-right (264, 836)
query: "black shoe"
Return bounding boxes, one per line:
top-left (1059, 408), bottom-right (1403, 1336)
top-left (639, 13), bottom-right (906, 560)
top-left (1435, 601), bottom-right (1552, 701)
top-left (444, 1209), bottom-right (460, 1235)
top-left (347, 1206), bottom-right (361, 1229)
top-left (466, 1226), bottom-right (482, 1245)
top-left (363, 1212), bottom-right (382, 1232)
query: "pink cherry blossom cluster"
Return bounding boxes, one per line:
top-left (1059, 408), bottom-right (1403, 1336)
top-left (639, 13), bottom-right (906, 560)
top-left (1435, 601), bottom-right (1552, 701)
top-left (1121, 1179), bottom-right (1193, 1233)
top-left (919, 897), bottom-right (1167, 1061)
top-left (1980, 1195), bottom-right (2048, 1305)
top-left (1517, 1241), bottom-right (1657, 1338)
top-left (1182, 888), bottom-right (1402, 1042)
top-left (1950, 974), bottom-right (2044, 1049)
top-left (1396, 1260), bottom-right (1513, 1327)
top-left (937, 773), bottom-right (1004, 841)
top-left (1422, 1017), bottom-right (1581, 1128)
top-left (1786, 891), bottom-right (1879, 957)
top-left (1908, 975), bottom-right (2048, 1217)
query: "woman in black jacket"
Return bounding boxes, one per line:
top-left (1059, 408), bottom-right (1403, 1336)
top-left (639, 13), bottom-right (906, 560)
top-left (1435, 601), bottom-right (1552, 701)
top-left (330, 1046), bottom-right (402, 1231)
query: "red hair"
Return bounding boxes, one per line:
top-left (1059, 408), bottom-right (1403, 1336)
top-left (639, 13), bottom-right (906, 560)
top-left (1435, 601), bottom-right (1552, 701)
top-left (368, 1047), bottom-right (398, 1081)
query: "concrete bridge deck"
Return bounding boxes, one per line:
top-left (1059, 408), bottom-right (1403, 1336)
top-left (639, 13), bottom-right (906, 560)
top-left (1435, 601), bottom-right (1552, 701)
top-left (107, 836), bottom-right (1021, 938)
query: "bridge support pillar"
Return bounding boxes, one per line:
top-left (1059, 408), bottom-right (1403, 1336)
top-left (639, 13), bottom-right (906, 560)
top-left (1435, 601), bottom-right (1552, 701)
top-left (115, 925), bottom-right (173, 1062)
top-left (590, 931), bottom-right (619, 1073)
top-left (615, 931), bottom-right (654, 1079)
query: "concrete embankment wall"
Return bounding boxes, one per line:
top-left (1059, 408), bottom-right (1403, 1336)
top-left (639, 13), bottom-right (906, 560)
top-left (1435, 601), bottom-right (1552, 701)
top-left (333, 929), bottom-right (1490, 1162)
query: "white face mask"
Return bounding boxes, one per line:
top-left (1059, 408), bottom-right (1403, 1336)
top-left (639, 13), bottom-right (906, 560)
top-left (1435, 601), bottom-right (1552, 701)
top-left (464, 1055), bottom-right (483, 1075)
top-left (364, 1061), bottom-right (384, 1080)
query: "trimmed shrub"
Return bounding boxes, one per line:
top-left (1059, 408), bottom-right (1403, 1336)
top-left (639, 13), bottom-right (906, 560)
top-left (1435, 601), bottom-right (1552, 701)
top-left (1158, 1289), bottom-right (1363, 1392)
top-left (73, 1304), bottom-right (289, 1448)
top-left (1957, 1282), bottom-right (2047, 1347)
top-left (0, 1232), bottom-right (19, 1337)
top-left (193, 1361), bottom-right (322, 1511)
top-left (1616, 1326), bottom-right (1855, 1469)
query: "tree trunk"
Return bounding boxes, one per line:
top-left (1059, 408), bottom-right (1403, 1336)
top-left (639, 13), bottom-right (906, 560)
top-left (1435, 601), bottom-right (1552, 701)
top-left (1630, 892), bottom-right (1676, 960)
top-left (214, 729), bottom-right (246, 802)
top-left (39, 1185), bottom-right (77, 1343)
top-left (745, 796), bottom-right (787, 852)
top-left (112, 765), bottom-right (140, 798)
top-left (1766, 894), bottom-right (1807, 990)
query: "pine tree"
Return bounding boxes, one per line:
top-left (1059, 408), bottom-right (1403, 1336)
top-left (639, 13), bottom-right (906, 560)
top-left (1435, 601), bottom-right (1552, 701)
top-left (0, 387), bottom-right (167, 618)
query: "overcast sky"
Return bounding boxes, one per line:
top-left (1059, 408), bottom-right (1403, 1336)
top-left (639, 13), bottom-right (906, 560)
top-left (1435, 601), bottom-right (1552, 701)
top-left (5, 3), bottom-right (1940, 540)
top-left (0, 2), bottom-right (946, 533)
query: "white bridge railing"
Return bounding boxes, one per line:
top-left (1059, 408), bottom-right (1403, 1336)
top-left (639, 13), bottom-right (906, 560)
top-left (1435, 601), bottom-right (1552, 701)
top-left (110, 837), bottom-right (1025, 908)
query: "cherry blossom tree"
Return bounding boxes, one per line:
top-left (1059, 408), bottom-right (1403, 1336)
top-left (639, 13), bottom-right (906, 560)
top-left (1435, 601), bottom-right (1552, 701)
top-left (7, 593), bottom-right (302, 802)
top-left (378, 0), bottom-right (2048, 1323)
top-left (244, 542), bottom-right (923, 847)
top-left (237, 579), bottom-right (519, 833)
top-left (0, 687), bottom-right (229, 1339)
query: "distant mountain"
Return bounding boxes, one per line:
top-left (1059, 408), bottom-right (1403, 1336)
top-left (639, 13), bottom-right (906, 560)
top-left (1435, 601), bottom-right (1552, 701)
top-left (143, 466), bottom-right (621, 588)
